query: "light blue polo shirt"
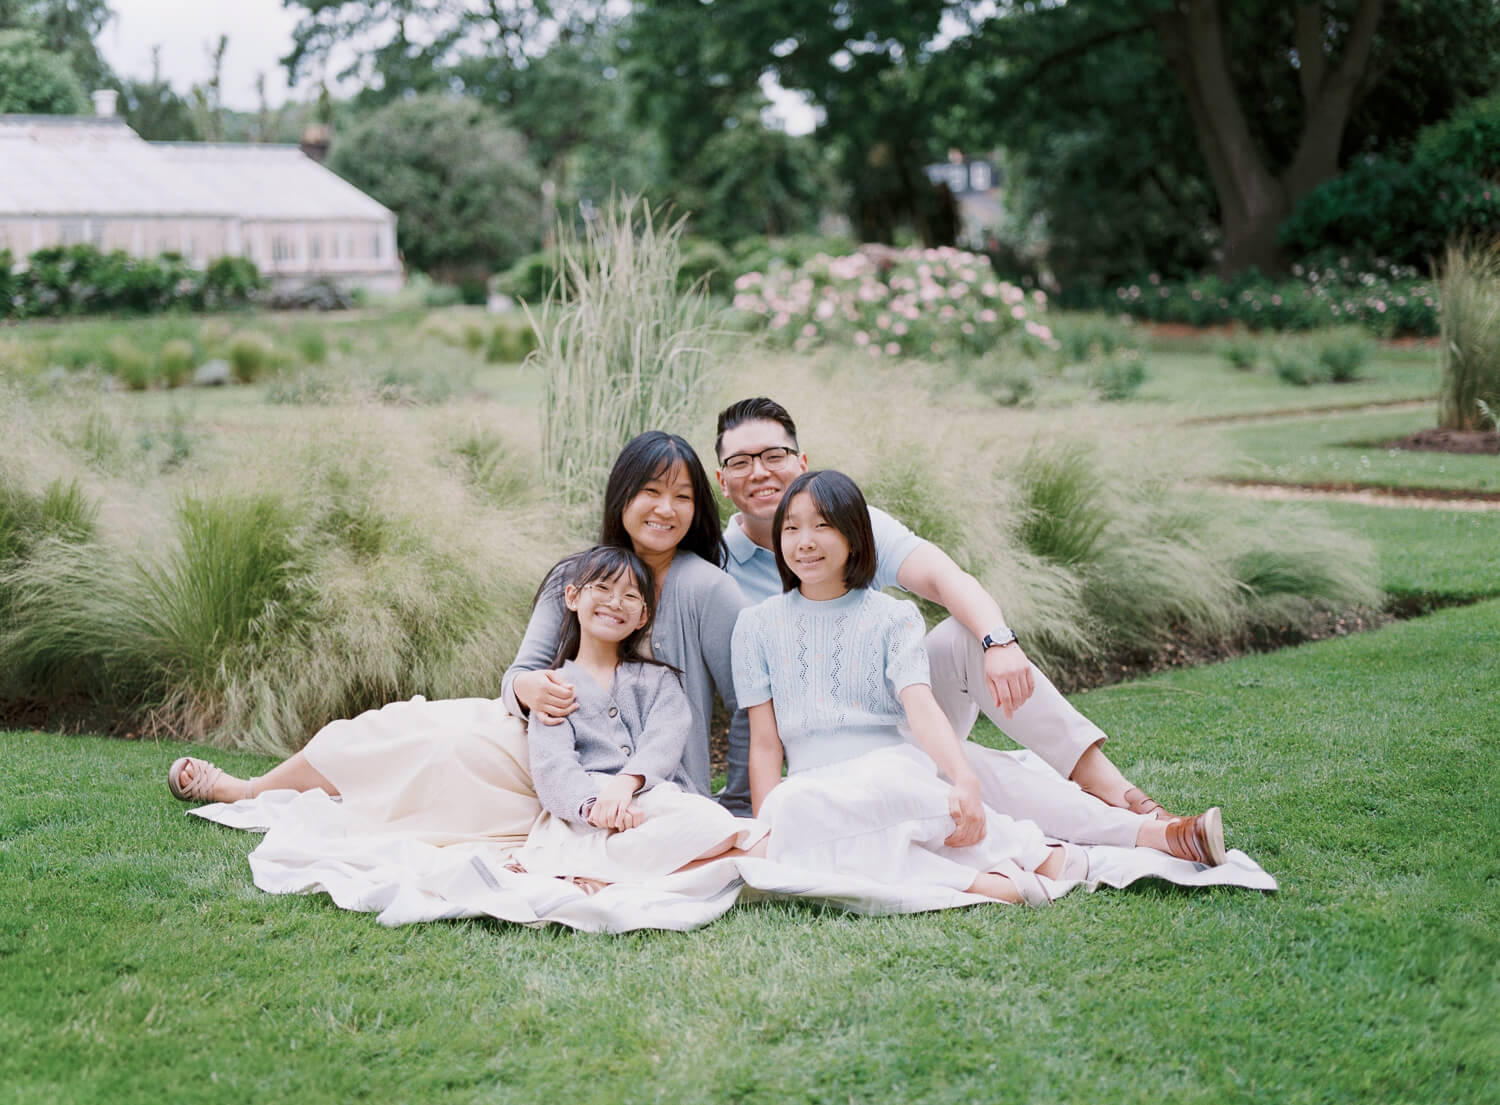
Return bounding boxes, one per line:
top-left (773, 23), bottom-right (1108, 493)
top-left (722, 505), bottom-right (926, 604)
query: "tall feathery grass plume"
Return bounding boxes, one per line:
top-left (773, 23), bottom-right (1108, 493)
top-left (1, 390), bottom-right (568, 753)
top-left (529, 196), bottom-right (723, 520)
top-left (1438, 241), bottom-right (1500, 430)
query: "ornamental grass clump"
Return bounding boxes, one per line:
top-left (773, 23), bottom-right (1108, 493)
top-left (741, 363), bottom-right (1383, 677)
top-left (1271, 341), bottom-right (1326, 386)
top-left (1218, 335), bottom-right (1261, 371)
top-left (532, 196), bottom-right (720, 510)
top-left (157, 339), bottom-right (196, 388)
top-left (1315, 327), bottom-right (1373, 383)
top-left (226, 330), bottom-right (276, 383)
top-left (730, 245), bottom-right (1058, 362)
top-left (1437, 242), bottom-right (1500, 430)
top-left (0, 395), bottom-right (563, 753)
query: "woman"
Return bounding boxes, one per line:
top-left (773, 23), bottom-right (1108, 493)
top-left (502, 431), bottom-right (744, 797)
top-left (167, 432), bottom-right (747, 838)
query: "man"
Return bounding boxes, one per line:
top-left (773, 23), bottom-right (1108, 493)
top-left (712, 396), bottom-right (1182, 843)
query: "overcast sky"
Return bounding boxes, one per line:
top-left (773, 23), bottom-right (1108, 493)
top-left (95, 0), bottom-right (817, 132)
top-left (98, 0), bottom-right (311, 109)
top-left (96, 0), bottom-right (822, 132)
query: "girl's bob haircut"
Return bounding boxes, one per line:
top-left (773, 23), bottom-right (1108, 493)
top-left (547, 545), bottom-right (672, 670)
top-left (772, 469), bottom-right (878, 593)
top-left (599, 431), bottom-right (727, 569)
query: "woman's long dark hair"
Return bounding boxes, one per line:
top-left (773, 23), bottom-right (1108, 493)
top-left (599, 431), bottom-right (727, 569)
top-left (547, 546), bottom-right (678, 674)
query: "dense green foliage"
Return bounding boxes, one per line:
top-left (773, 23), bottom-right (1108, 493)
top-left (1108, 262), bottom-right (1438, 337)
top-left (327, 95), bottom-right (543, 285)
top-left (0, 26), bottom-right (83, 112)
top-left (957, 0), bottom-right (1500, 284)
top-left (1281, 94), bottom-right (1500, 271)
top-left (0, 245), bottom-right (264, 319)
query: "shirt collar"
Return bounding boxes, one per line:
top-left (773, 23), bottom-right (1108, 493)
top-left (723, 514), bottom-right (767, 565)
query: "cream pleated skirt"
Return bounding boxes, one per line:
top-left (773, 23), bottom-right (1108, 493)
top-left (760, 744), bottom-right (1054, 892)
top-left (518, 782), bottom-right (766, 884)
top-left (301, 696), bottom-right (542, 848)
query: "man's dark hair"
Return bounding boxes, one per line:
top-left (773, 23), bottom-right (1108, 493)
top-left (772, 469), bottom-right (877, 592)
top-left (714, 397), bottom-right (798, 462)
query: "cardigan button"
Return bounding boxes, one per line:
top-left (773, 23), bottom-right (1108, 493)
top-left (608, 706), bottom-right (618, 718)
top-left (620, 745), bottom-right (631, 755)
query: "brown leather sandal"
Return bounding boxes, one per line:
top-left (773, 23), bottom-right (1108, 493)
top-left (1164, 806), bottom-right (1227, 866)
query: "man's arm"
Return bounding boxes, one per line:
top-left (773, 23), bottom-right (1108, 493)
top-left (894, 542), bottom-right (1036, 719)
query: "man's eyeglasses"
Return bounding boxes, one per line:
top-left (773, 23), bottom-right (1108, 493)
top-left (720, 447), bottom-right (798, 475)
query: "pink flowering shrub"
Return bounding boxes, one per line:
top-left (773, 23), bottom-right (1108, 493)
top-left (729, 246), bottom-right (1058, 360)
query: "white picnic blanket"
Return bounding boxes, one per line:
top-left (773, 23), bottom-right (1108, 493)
top-left (190, 750), bottom-right (1277, 933)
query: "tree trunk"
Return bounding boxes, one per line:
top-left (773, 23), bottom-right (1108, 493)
top-left (1152, 0), bottom-right (1384, 277)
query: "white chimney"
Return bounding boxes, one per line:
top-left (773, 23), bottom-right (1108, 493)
top-left (91, 89), bottom-right (118, 117)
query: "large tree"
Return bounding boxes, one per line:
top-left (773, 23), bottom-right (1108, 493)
top-left (632, 0), bottom-right (1500, 273)
top-left (0, 27), bottom-right (85, 113)
top-left (282, 2), bottom-right (613, 181)
top-left (0, 0), bottom-right (112, 92)
top-left (327, 93), bottom-right (543, 283)
top-left (627, 0), bottom-right (957, 244)
top-left (948, 0), bottom-right (1500, 275)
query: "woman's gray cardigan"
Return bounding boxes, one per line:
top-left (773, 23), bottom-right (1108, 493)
top-left (501, 551), bottom-right (747, 795)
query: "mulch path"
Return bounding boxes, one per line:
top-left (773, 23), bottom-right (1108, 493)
top-left (1217, 480), bottom-right (1500, 510)
top-left (1381, 427), bottom-right (1500, 455)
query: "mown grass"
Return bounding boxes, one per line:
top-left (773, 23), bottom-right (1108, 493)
top-left (1128, 346), bottom-right (1439, 419)
top-left (1203, 496), bottom-right (1500, 601)
top-left (1220, 407), bottom-right (1500, 492)
top-left (4, 598), bottom-right (1498, 1104)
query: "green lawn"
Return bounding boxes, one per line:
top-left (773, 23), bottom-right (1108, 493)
top-left (1199, 496), bottom-right (1500, 601)
top-left (1131, 347), bottom-right (1440, 420)
top-left (1218, 407), bottom-right (1500, 492)
top-left (5, 599), bottom-right (1498, 1104)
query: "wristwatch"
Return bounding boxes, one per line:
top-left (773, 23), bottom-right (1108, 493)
top-left (981, 627), bottom-right (1018, 650)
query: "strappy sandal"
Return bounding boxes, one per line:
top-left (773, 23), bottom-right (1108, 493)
top-left (994, 859), bottom-right (1053, 907)
top-left (167, 756), bottom-right (233, 803)
top-left (1122, 786), bottom-right (1178, 821)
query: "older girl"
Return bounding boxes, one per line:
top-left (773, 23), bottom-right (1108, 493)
top-left (732, 470), bottom-right (1226, 905)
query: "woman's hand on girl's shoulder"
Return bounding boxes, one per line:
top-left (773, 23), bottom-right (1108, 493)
top-left (944, 773), bottom-right (987, 848)
top-left (515, 669), bottom-right (577, 725)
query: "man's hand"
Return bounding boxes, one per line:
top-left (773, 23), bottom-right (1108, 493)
top-left (945, 773), bottom-right (987, 848)
top-left (984, 644), bottom-right (1036, 720)
top-left (515, 669), bottom-right (577, 725)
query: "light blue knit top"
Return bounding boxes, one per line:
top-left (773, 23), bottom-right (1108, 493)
top-left (731, 587), bottom-right (930, 774)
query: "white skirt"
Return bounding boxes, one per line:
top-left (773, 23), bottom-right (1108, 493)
top-left (518, 782), bottom-right (767, 884)
top-left (760, 744), bottom-right (1053, 892)
top-left (301, 696), bottom-right (542, 848)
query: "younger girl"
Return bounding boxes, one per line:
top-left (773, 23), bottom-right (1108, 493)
top-left (516, 546), bottom-right (764, 884)
top-left (731, 470), bottom-right (1226, 906)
